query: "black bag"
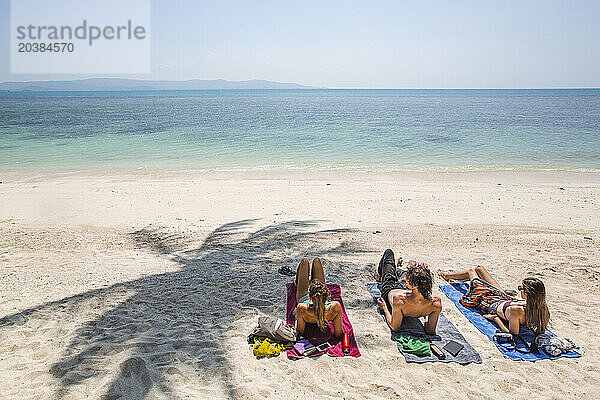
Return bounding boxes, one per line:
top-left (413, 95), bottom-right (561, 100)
top-left (492, 331), bottom-right (539, 354)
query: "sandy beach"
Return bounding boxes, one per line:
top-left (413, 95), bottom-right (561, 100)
top-left (1, 168), bottom-right (598, 399)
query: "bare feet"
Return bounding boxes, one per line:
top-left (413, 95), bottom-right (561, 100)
top-left (437, 269), bottom-right (451, 281)
top-left (397, 257), bottom-right (403, 268)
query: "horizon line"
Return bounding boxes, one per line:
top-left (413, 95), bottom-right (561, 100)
top-left (1, 77), bottom-right (599, 90)
top-left (2, 87), bottom-right (600, 90)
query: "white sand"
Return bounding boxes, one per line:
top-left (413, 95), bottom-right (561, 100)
top-left (0, 169), bottom-right (598, 399)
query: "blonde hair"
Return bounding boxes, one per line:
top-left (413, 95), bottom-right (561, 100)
top-left (309, 280), bottom-right (330, 331)
top-left (522, 277), bottom-right (550, 335)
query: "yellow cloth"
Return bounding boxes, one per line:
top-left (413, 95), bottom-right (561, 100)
top-left (253, 337), bottom-right (285, 358)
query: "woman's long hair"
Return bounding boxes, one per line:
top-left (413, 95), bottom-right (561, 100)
top-left (309, 280), bottom-right (330, 331)
top-left (522, 277), bottom-right (550, 335)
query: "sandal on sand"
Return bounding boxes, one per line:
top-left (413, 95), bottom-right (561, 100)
top-left (278, 266), bottom-right (296, 276)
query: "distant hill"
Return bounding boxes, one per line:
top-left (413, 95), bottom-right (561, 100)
top-left (0, 78), bottom-right (316, 91)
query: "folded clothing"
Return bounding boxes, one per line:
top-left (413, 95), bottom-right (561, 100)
top-left (394, 335), bottom-right (431, 356)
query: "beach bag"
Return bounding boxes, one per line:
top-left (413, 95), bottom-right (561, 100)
top-left (535, 333), bottom-right (579, 356)
top-left (248, 315), bottom-right (298, 343)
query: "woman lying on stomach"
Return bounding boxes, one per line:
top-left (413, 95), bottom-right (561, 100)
top-left (294, 257), bottom-right (343, 338)
top-left (438, 265), bottom-right (550, 335)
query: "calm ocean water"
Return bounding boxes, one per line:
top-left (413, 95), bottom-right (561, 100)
top-left (0, 89), bottom-right (599, 170)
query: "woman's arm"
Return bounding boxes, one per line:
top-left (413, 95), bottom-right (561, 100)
top-left (507, 308), bottom-right (524, 335)
top-left (491, 307), bottom-right (524, 335)
top-left (483, 314), bottom-right (510, 333)
top-left (331, 302), bottom-right (343, 338)
top-left (295, 305), bottom-right (306, 335)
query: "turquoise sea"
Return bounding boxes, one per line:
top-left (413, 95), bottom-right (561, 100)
top-left (0, 89), bottom-right (599, 170)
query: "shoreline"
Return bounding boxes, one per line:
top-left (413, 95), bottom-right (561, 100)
top-left (2, 166), bottom-right (600, 185)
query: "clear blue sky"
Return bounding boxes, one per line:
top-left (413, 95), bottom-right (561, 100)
top-left (1, 0), bottom-right (599, 88)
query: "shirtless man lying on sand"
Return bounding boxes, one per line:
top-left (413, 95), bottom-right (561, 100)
top-left (375, 249), bottom-right (442, 335)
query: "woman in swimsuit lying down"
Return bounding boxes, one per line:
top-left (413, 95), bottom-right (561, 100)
top-left (437, 265), bottom-right (550, 335)
top-left (294, 257), bottom-right (343, 338)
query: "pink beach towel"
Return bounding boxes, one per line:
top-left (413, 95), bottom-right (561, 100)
top-left (285, 283), bottom-right (361, 359)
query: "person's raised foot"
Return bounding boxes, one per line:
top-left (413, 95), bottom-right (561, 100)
top-left (397, 257), bottom-right (403, 268)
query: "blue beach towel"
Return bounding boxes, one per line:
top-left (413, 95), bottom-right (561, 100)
top-left (366, 283), bottom-right (481, 364)
top-left (440, 282), bottom-right (581, 361)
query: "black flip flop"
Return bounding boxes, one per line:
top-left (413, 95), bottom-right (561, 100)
top-left (278, 266), bottom-right (296, 276)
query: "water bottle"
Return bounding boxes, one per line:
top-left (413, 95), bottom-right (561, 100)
top-left (342, 331), bottom-right (350, 354)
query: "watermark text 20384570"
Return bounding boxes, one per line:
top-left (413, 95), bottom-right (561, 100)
top-left (10, 0), bottom-right (151, 74)
top-left (18, 42), bottom-right (74, 53)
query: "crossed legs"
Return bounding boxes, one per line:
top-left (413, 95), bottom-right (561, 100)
top-left (438, 265), bottom-right (503, 291)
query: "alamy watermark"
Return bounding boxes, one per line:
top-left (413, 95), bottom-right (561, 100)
top-left (10, 0), bottom-right (151, 74)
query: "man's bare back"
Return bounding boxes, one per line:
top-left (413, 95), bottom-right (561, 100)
top-left (376, 252), bottom-right (442, 335)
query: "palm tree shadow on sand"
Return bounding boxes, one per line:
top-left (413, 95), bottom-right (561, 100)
top-left (1, 219), bottom-right (368, 399)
